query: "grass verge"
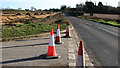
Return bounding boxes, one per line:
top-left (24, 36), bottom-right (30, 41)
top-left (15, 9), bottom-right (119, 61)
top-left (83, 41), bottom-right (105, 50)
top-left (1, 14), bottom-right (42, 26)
top-left (78, 16), bottom-right (120, 27)
top-left (2, 21), bottom-right (67, 39)
top-left (2, 12), bottom-right (68, 41)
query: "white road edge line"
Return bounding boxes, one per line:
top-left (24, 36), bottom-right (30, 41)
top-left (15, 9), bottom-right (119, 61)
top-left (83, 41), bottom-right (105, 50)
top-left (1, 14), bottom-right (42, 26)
top-left (98, 27), bottom-right (118, 36)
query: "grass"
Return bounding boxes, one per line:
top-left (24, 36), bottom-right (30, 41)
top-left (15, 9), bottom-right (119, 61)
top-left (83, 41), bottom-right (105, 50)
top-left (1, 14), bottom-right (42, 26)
top-left (2, 21), bottom-right (67, 39)
top-left (78, 16), bottom-right (120, 27)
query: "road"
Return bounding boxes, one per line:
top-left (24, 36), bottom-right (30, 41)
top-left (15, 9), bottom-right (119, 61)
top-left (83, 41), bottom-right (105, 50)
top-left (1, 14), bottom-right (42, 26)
top-left (1, 28), bottom-right (79, 67)
top-left (65, 13), bottom-right (119, 66)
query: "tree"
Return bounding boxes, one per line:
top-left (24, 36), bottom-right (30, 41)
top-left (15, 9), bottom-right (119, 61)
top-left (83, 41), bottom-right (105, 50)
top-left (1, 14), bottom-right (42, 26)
top-left (98, 2), bottom-right (103, 6)
top-left (98, 2), bottom-right (104, 13)
top-left (49, 8), bottom-right (60, 12)
top-left (25, 9), bottom-right (29, 11)
top-left (44, 9), bottom-right (48, 11)
top-left (85, 1), bottom-right (95, 16)
top-left (60, 5), bottom-right (67, 12)
top-left (31, 6), bottom-right (35, 11)
top-left (38, 9), bottom-right (42, 11)
top-left (76, 4), bottom-right (79, 16)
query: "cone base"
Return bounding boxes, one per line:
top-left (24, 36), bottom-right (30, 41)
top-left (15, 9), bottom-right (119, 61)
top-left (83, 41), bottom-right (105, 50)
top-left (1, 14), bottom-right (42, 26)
top-left (65, 36), bottom-right (71, 38)
top-left (55, 41), bottom-right (62, 44)
top-left (40, 54), bottom-right (60, 59)
top-left (47, 46), bottom-right (56, 56)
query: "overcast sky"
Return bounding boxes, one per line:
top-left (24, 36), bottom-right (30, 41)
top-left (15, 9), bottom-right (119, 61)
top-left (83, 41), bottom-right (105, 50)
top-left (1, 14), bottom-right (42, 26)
top-left (1, 0), bottom-right (120, 10)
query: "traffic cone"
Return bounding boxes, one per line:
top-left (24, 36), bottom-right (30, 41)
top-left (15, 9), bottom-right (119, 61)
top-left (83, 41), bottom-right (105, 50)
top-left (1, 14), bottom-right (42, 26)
top-left (78, 41), bottom-right (83, 55)
top-left (67, 20), bottom-right (71, 25)
top-left (55, 24), bottom-right (62, 44)
top-left (66, 20), bottom-right (71, 38)
top-left (43, 28), bottom-right (59, 59)
top-left (76, 41), bottom-right (83, 67)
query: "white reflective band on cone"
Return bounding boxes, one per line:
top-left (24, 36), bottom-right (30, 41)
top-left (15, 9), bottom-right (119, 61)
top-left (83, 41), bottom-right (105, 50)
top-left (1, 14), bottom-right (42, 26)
top-left (56, 29), bottom-right (60, 36)
top-left (49, 35), bottom-right (55, 46)
top-left (67, 25), bottom-right (70, 32)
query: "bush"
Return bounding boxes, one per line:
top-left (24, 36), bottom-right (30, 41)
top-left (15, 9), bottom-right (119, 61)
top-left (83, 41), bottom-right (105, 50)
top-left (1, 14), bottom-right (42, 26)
top-left (97, 19), bottom-right (106, 23)
top-left (107, 21), bottom-right (120, 26)
top-left (25, 21), bottom-right (32, 24)
top-left (15, 25), bottom-right (21, 27)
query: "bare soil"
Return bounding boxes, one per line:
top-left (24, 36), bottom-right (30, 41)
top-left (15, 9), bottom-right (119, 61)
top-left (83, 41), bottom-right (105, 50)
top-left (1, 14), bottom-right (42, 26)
top-left (84, 13), bottom-right (120, 22)
top-left (1, 11), bottom-right (58, 25)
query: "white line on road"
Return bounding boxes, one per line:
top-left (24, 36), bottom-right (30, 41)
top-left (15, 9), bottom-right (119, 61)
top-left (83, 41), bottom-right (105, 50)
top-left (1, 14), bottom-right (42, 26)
top-left (68, 53), bottom-right (75, 60)
top-left (85, 23), bottom-right (91, 25)
top-left (69, 48), bottom-right (74, 52)
top-left (98, 27), bottom-right (118, 36)
top-left (69, 62), bottom-right (76, 66)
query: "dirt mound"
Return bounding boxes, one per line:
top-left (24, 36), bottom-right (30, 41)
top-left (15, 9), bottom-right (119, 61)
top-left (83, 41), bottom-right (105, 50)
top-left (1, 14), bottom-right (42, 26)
top-left (34, 13), bottom-right (39, 15)
top-left (16, 13), bottom-right (22, 15)
top-left (2, 12), bottom-right (58, 25)
top-left (25, 13), bottom-right (31, 15)
top-left (47, 12), bottom-right (50, 14)
top-left (40, 13), bottom-right (44, 15)
top-left (84, 13), bottom-right (119, 22)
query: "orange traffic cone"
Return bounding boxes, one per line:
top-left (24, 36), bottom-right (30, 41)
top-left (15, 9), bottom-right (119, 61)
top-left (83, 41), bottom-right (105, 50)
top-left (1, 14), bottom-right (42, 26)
top-left (76, 41), bottom-right (83, 67)
top-left (43, 28), bottom-right (59, 59)
top-left (67, 20), bottom-right (71, 25)
top-left (55, 24), bottom-right (62, 44)
top-left (66, 20), bottom-right (71, 38)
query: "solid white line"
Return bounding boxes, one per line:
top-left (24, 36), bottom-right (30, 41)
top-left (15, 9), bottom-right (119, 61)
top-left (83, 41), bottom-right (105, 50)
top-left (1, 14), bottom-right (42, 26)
top-left (98, 27), bottom-right (118, 36)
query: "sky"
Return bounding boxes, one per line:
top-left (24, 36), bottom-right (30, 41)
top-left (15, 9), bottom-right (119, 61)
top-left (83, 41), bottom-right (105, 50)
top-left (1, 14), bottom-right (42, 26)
top-left (1, 0), bottom-right (120, 10)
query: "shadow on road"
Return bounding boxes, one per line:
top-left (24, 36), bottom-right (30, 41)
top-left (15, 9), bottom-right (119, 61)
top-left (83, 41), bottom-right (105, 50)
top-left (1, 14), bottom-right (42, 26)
top-left (61, 36), bottom-right (71, 38)
top-left (16, 37), bottom-right (49, 41)
top-left (1, 54), bottom-right (48, 64)
top-left (2, 43), bottom-right (49, 49)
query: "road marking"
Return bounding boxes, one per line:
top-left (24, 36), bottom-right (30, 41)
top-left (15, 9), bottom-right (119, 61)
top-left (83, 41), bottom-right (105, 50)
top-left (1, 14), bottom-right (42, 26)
top-left (98, 27), bottom-right (118, 36)
top-left (75, 36), bottom-right (78, 38)
top-left (86, 60), bottom-right (94, 66)
top-left (68, 53), bottom-right (75, 60)
top-left (68, 38), bottom-right (72, 41)
top-left (69, 48), bottom-right (74, 52)
top-left (85, 54), bottom-right (90, 61)
top-left (69, 62), bottom-right (76, 66)
top-left (84, 50), bottom-right (95, 67)
top-left (68, 44), bottom-right (73, 47)
top-left (85, 23), bottom-right (91, 25)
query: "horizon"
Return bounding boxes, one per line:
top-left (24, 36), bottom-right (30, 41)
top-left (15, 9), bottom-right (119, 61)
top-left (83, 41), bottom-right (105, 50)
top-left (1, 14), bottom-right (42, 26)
top-left (1, 0), bottom-right (120, 10)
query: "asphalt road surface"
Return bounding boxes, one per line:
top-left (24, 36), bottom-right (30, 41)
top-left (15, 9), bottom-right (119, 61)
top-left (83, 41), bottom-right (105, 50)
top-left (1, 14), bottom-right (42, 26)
top-left (65, 13), bottom-right (119, 67)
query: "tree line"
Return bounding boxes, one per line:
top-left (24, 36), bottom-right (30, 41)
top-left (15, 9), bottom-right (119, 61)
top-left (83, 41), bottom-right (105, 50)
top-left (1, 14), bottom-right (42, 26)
top-left (1, 1), bottom-right (120, 15)
top-left (61, 1), bottom-right (120, 15)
